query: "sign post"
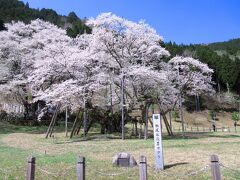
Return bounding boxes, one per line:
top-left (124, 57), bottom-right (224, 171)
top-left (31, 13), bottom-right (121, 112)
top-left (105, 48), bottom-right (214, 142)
top-left (153, 114), bottom-right (164, 170)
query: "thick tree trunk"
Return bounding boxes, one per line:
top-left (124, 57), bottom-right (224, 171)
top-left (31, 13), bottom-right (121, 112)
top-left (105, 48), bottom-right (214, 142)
top-left (86, 117), bottom-right (93, 135)
top-left (149, 104), bottom-right (154, 127)
top-left (23, 102), bottom-right (29, 121)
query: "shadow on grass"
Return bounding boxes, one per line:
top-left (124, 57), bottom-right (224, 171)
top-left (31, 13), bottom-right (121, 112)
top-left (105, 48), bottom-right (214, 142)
top-left (162, 132), bottom-right (213, 140)
top-left (0, 121), bottom-right (75, 135)
top-left (162, 132), bottom-right (240, 140)
top-left (164, 162), bottom-right (188, 169)
top-left (208, 134), bottom-right (240, 138)
top-left (54, 134), bottom-right (123, 144)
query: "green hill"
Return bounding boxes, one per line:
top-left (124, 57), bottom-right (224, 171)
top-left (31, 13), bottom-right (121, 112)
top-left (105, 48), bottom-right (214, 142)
top-left (0, 0), bottom-right (91, 37)
top-left (208, 38), bottom-right (240, 56)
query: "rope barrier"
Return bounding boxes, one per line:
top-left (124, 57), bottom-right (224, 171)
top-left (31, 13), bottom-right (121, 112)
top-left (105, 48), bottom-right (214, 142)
top-left (2, 161), bottom-right (240, 179)
top-left (35, 164), bottom-right (75, 178)
top-left (184, 165), bottom-right (210, 176)
top-left (92, 168), bottom-right (134, 177)
top-left (87, 164), bottom-right (138, 177)
top-left (148, 164), bottom-right (210, 178)
top-left (36, 167), bottom-right (59, 178)
top-left (219, 163), bottom-right (240, 174)
top-left (94, 170), bottom-right (130, 176)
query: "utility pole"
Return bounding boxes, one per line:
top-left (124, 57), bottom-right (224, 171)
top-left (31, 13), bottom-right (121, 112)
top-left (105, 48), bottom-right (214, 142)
top-left (121, 68), bottom-right (125, 140)
top-left (177, 62), bottom-right (185, 137)
top-left (179, 96), bottom-right (185, 137)
top-left (65, 106), bottom-right (68, 137)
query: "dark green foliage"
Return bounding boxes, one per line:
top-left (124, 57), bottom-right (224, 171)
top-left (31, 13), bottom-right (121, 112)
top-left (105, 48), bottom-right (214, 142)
top-left (171, 110), bottom-right (179, 121)
top-left (0, 19), bottom-right (6, 31)
top-left (67, 12), bottom-right (79, 23)
top-left (39, 8), bottom-right (59, 24)
top-left (0, 0), bottom-right (91, 37)
top-left (208, 38), bottom-right (240, 55)
top-left (67, 21), bottom-right (91, 38)
top-left (231, 112), bottom-right (240, 122)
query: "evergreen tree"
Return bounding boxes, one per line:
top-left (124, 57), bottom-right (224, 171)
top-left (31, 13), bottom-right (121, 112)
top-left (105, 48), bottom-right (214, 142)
top-left (0, 19), bottom-right (6, 31)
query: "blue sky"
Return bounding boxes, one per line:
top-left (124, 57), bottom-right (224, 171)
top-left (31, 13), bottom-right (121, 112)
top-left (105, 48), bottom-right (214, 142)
top-left (22, 0), bottom-right (240, 44)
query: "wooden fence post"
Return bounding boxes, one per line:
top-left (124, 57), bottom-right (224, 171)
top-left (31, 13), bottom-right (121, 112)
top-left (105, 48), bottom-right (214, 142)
top-left (77, 156), bottom-right (85, 180)
top-left (210, 155), bottom-right (221, 180)
top-left (139, 156), bottom-right (147, 180)
top-left (26, 156), bottom-right (35, 180)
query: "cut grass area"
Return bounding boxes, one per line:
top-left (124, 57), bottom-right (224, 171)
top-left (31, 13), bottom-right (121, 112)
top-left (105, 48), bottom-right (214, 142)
top-left (0, 121), bottom-right (240, 179)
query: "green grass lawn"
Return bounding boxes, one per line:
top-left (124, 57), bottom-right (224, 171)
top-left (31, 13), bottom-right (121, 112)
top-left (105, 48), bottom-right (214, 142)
top-left (0, 121), bottom-right (240, 180)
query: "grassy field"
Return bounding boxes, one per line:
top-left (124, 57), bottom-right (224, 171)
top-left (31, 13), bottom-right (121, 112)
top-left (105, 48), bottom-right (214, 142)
top-left (0, 122), bottom-right (240, 180)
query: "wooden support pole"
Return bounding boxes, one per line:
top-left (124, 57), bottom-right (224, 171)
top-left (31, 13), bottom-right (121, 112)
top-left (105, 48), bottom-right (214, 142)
top-left (45, 110), bottom-right (56, 138)
top-left (70, 116), bottom-right (78, 138)
top-left (77, 156), bottom-right (85, 180)
top-left (65, 107), bottom-right (68, 137)
top-left (47, 104), bottom-right (60, 138)
top-left (75, 113), bottom-right (84, 135)
top-left (169, 111), bottom-right (172, 132)
top-left (144, 105), bottom-right (149, 140)
top-left (26, 156), bottom-right (35, 180)
top-left (210, 155), bottom-right (221, 180)
top-left (139, 156), bottom-right (147, 180)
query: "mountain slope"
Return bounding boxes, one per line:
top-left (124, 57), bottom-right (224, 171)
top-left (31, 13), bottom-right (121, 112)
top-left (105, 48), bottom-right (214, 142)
top-left (0, 0), bottom-right (91, 37)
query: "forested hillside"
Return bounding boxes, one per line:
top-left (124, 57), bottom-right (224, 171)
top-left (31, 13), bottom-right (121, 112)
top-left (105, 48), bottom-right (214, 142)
top-left (0, 0), bottom-right (239, 94)
top-left (208, 38), bottom-right (240, 56)
top-left (164, 41), bottom-right (240, 94)
top-left (0, 0), bottom-right (91, 37)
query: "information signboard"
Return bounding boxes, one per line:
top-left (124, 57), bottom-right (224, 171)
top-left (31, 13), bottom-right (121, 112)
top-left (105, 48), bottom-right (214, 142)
top-left (153, 114), bottom-right (164, 170)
